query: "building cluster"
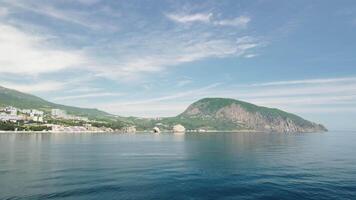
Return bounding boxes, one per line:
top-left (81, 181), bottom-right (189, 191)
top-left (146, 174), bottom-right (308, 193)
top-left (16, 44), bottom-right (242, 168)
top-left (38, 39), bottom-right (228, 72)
top-left (51, 109), bottom-right (89, 121)
top-left (0, 107), bottom-right (95, 132)
top-left (1, 107), bottom-right (193, 134)
top-left (0, 106), bottom-right (44, 122)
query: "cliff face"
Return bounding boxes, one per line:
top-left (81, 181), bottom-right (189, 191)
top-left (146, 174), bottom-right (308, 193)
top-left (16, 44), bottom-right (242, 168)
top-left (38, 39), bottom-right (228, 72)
top-left (179, 98), bottom-right (327, 133)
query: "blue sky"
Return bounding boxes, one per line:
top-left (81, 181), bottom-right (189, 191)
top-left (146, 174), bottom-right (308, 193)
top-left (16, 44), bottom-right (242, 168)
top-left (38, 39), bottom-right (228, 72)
top-left (0, 0), bottom-right (356, 130)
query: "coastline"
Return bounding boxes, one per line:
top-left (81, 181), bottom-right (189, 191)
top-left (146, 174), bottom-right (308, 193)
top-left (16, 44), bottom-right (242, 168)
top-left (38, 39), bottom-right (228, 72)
top-left (0, 129), bottom-right (262, 134)
top-left (0, 129), bottom-right (325, 134)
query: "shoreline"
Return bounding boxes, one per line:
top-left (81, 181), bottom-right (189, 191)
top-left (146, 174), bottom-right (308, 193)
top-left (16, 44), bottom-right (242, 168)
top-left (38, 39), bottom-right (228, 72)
top-left (0, 129), bottom-right (327, 134)
top-left (0, 130), bottom-right (271, 134)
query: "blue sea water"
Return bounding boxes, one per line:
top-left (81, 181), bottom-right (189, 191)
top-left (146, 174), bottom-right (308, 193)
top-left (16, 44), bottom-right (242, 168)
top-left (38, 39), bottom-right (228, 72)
top-left (0, 131), bottom-right (355, 200)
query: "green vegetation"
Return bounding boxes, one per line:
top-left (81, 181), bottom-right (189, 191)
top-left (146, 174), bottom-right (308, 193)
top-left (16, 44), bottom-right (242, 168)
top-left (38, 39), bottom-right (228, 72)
top-left (90, 121), bottom-right (127, 130)
top-left (0, 121), bottom-right (48, 131)
top-left (0, 86), bottom-right (112, 120)
top-left (180, 98), bottom-right (315, 128)
top-left (0, 121), bottom-right (19, 131)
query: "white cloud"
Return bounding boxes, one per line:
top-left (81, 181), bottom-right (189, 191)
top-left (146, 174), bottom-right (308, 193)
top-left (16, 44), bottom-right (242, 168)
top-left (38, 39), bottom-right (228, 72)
top-left (232, 83), bottom-right (356, 99)
top-left (0, 23), bottom-right (85, 75)
top-left (244, 54), bottom-right (257, 58)
top-left (0, 2), bottom-right (259, 81)
top-left (5, 1), bottom-right (95, 29)
top-left (166, 12), bottom-right (250, 28)
top-left (280, 106), bottom-right (356, 114)
top-left (0, 81), bottom-right (66, 93)
top-left (248, 95), bottom-right (356, 106)
top-left (90, 36), bottom-right (261, 80)
top-left (249, 77), bottom-right (356, 87)
top-left (53, 92), bottom-right (124, 101)
top-left (166, 13), bottom-right (212, 24)
top-left (214, 16), bottom-right (251, 27)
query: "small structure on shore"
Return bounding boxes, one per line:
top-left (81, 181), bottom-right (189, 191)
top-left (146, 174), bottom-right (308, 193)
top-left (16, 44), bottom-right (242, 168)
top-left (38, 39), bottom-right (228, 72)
top-left (123, 126), bottom-right (136, 134)
top-left (173, 124), bottom-right (186, 133)
top-left (153, 127), bottom-right (160, 134)
top-left (197, 128), bottom-right (207, 133)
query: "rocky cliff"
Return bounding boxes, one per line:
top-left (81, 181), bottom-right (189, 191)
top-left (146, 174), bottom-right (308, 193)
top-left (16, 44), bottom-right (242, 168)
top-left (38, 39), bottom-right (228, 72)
top-left (176, 98), bottom-right (327, 133)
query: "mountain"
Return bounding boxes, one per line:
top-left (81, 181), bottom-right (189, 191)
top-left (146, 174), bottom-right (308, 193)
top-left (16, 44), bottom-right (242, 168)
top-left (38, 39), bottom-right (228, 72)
top-left (159, 98), bottom-right (327, 133)
top-left (0, 86), bottom-right (327, 133)
top-left (0, 86), bottom-right (112, 120)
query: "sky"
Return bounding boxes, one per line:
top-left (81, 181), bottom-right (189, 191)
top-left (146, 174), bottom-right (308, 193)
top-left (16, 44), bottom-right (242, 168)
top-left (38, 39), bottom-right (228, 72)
top-left (0, 0), bottom-right (356, 130)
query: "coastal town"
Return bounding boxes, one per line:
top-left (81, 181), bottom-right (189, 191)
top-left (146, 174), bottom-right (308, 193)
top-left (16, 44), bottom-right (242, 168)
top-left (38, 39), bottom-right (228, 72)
top-left (0, 106), bottom-right (116, 132)
top-left (0, 106), bottom-right (190, 134)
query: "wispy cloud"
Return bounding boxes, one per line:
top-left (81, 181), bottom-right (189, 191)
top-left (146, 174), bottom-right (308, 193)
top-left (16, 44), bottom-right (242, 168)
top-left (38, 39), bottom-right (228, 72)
top-left (0, 1), bottom-right (260, 82)
top-left (0, 22), bottom-right (85, 75)
top-left (0, 73), bottom-right (97, 94)
top-left (225, 76), bottom-right (356, 114)
top-left (244, 54), bottom-right (257, 58)
top-left (90, 36), bottom-right (261, 81)
top-left (248, 95), bottom-right (356, 106)
top-left (115, 83), bottom-right (221, 106)
top-left (166, 13), bottom-right (212, 23)
top-left (3, 0), bottom-right (120, 30)
top-left (95, 83), bottom-right (221, 117)
top-left (249, 77), bottom-right (356, 87)
top-left (214, 16), bottom-right (251, 27)
top-left (96, 76), bottom-right (356, 117)
top-left (166, 12), bottom-right (251, 28)
top-left (53, 92), bottom-right (124, 101)
top-left (0, 81), bottom-right (66, 93)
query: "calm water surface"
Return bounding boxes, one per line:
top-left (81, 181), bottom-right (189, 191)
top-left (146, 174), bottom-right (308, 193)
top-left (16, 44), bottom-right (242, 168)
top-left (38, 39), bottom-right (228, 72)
top-left (0, 131), bottom-right (355, 200)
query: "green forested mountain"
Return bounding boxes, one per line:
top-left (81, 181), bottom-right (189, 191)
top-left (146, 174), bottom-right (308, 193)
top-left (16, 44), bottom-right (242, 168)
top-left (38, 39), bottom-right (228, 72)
top-left (158, 98), bottom-right (327, 133)
top-left (0, 86), bottom-right (111, 119)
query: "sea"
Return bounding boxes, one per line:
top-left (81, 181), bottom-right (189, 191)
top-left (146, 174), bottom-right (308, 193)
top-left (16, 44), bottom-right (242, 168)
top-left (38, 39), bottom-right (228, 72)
top-left (0, 131), bottom-right (355, 200)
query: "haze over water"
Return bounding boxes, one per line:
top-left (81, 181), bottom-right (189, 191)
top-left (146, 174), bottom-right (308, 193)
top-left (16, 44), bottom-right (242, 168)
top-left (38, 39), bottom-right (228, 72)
top-left (0, 132), bottom-right (355, 200)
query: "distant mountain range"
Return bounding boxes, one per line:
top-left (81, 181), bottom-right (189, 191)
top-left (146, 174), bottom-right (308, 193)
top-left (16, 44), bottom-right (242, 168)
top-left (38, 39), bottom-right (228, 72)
top-left (0, 85), bottom-right (327, 133)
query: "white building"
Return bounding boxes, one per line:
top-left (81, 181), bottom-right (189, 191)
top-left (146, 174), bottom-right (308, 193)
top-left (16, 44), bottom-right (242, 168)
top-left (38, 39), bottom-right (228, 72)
top-left (31, 109), bottom-right (44, 116)
top-left (21, 109), bottom-right (44, 122)
top-left (51, 109), bottom-right (67, 118)
top-left (32, 116), bottom-right (44, 122)
top-left (0, 113), bottom-right (22, 122)
top-left (5, 106), bottom-right (17, 115)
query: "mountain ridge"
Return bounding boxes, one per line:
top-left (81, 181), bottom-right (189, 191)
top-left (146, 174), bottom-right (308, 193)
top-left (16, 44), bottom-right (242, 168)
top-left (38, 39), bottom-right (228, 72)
top-left (173, 97), bottom-right (327, 133)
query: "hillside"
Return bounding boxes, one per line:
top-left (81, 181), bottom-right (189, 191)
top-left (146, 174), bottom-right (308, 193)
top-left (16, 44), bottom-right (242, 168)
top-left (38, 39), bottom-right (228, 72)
top-left (159, 98), bottom-right (327, 133)
top-left (0, 86), bottom-right (112, 120)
